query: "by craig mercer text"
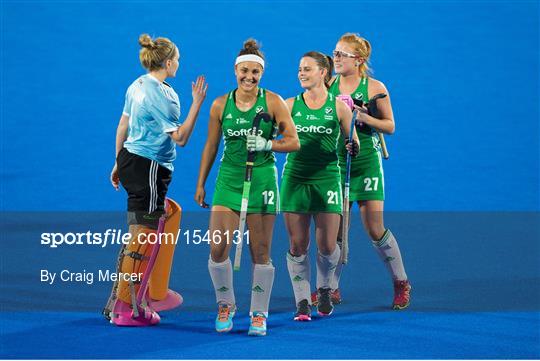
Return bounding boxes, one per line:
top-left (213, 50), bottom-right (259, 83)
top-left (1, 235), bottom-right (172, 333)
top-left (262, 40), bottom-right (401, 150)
top-left (40, 229), bottom-right (250, 249)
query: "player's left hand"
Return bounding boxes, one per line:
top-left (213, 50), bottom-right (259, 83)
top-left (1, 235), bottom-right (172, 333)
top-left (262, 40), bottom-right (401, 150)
top-left (353, 104), bottom-right (369, 126)
top-left (247, 134), bottom-right (272, 152)
top-left (345, 138), bottom-right (359, 157)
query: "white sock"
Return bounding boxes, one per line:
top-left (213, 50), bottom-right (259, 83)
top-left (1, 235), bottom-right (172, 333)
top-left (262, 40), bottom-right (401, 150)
top-left (330, 237), bottom-right (343, 290)
top-left (250, 263), bottom-right (275, 316)
top-left (286, 252), bottom-right (311, 305)
top-left (372, 229), bottom-right (407, 281)
top-left (208, 257), bottom-right (235, 306)
top-left (316, 246), bottom-right (341, 289)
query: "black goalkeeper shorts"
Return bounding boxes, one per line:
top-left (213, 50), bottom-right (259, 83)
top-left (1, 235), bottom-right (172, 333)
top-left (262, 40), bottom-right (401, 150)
top-left (117, 148), bottom-right (172, 228)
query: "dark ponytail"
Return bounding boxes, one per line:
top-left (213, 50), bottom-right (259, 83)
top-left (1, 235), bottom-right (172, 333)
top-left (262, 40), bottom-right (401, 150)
top-left (303, 51), bottom-right (333, 88)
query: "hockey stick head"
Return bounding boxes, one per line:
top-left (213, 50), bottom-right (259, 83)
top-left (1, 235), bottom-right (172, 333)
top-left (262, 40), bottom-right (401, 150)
top-left (367, 93), bottom-right (387, 118)
top-left (370, 93), bottom-right (387, 102)
top-left (353, 93), bottom-right (388, 117)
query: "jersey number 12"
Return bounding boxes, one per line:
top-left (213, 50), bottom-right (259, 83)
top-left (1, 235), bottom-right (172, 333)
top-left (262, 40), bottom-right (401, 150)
top-left (262, 190), bottom-right (275, 205)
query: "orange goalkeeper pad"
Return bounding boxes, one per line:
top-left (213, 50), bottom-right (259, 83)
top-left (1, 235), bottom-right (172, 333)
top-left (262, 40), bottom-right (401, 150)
top-left (148, 198), bottom-right (182, 300)
top-left (117, 226), bottom-right (157, 304)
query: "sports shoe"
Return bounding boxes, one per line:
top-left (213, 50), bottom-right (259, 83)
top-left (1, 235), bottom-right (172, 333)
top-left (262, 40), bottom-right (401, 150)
top-left (317, 287), bottom-right (334, 316)
top-left (392, 280), bottom-right (411, 310)
top-left (248, 311), bottom-right (267, 336)
top-left (294, 299), bottom-right (311, 321)
top-left (311, 288), bottom-right (342, 306)
top-left (215, 302), bottom-right (236, 332)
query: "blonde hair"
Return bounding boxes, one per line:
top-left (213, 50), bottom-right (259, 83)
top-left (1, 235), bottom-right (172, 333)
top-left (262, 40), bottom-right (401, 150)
top-left (339, 33), bottom-right (371, 77)
top-left (138, 34), bottom-right (177, 71)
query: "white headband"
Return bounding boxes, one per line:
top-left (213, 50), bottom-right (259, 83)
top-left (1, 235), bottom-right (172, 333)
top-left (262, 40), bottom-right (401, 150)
top-left (235, 54), bottom-right (265, 68)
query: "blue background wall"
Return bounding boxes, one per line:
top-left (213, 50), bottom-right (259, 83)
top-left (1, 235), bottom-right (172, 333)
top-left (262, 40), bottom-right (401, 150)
top-left (1, 2), bottom-right (539, 359)
top-left (1, 0), bottom-right (538, 211)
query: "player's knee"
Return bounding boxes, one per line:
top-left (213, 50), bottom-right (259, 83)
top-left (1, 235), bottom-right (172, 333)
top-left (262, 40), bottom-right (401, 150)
top-left (252, 253), bottom-right (270, 264)
top-left (289, 240), bottom-right (308, 256)
top-left (251, 242), bottom-right (270, 264)
top-left (367, 225), bottom-right (385, 242)
top-left (210, 248), bottom-right (229, 263)
top-left (318, 242), bottom-right (336, 256)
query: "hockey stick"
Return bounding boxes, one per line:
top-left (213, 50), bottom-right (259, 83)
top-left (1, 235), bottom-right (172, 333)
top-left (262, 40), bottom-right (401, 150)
top-left (233, 112), bottom-right (272, 271)
top-left (341, 108), bottom-right (357, 264)
top-left (354, 93), bottom-right (389, 159)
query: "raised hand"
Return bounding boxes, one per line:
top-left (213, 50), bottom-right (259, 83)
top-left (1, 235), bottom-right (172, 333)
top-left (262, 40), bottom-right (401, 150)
top-left (192, 75), bottom-right (208, 105)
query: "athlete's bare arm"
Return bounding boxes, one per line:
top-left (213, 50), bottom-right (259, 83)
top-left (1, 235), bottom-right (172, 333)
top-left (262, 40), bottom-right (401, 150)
top-left (169, 75), bottom-right (208, 146)
top-left (110, 114), bottom-right (130, 190)
top-left (357, 78), bottom-right (395, 134)
top-left (267, 91), bottom-right (300, 152)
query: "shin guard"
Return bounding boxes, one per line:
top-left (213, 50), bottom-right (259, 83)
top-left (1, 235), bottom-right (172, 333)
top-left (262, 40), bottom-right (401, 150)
top-left (112, 223), bottom-right (161, 326)
top-left (148, 198), bottom-right (181, 301)
top-left (110, 199), bottom-right (182, 325)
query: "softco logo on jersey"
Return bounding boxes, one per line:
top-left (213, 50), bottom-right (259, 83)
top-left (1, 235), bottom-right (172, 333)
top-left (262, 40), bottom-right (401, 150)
top-left (295, 124), bottom-right (333, 134)
top-left (226, 128), bottom-right (264, 137)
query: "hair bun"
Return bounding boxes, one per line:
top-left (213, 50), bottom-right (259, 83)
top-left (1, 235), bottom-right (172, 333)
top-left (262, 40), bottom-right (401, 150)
top-left (139, 34), bottom-right (156, 49)
top-left (243, 38), bottom-right (260, 51)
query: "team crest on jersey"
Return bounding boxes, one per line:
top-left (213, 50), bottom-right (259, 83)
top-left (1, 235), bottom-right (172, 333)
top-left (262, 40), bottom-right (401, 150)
top-left (255, 106), bottom-right (264, 114)
top-left (225, 113), bottom-right (233, 119)
top-left (325, 107), bottom-right (333, 115)
top-left (294, 111), bottom-right (302, 117)
top-left (354, 93), bottom-right (363, 100)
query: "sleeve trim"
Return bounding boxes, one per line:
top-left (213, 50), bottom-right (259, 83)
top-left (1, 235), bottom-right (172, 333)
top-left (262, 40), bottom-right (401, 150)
top-left (164, 126), bottom-right (179, 133)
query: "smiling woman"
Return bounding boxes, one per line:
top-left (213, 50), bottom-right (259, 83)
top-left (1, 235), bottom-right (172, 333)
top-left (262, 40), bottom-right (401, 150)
top-left (327, 33), bottom-right (411, 311)
top-left (195, 38), bottom-right (299, 336)
top-left (281, 51), bottom-right (359, 321)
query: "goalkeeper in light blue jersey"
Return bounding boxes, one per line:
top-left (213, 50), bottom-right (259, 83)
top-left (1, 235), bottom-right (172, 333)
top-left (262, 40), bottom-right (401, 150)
top-left (103, 33), bottom-right (207, 326)
top-left (122, 70), bottom-right (182, 172)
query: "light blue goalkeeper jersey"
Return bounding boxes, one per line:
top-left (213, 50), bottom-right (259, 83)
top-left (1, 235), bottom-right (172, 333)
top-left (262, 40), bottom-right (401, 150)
top-left (122, 74), bottom-right (181, 171)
